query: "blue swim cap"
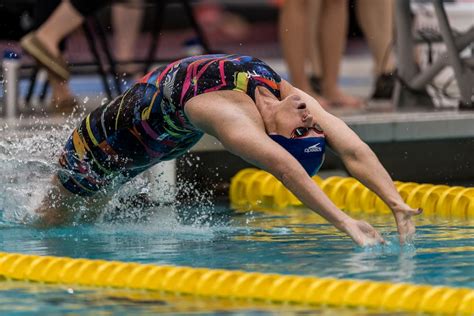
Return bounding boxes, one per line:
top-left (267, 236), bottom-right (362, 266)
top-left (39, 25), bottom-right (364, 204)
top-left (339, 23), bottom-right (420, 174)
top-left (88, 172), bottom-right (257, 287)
top-left (269, 134), bottom-right (325, 176)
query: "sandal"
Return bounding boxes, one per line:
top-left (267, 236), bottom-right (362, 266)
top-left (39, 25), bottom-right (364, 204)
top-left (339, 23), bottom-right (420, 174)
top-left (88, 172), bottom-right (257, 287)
top-left (20, 32), bottom-right (70, 81)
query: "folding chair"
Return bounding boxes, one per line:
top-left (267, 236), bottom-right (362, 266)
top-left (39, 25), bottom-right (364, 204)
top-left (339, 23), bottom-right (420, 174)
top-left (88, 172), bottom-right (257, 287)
top-left (394, 0), bottom-right (474, 109)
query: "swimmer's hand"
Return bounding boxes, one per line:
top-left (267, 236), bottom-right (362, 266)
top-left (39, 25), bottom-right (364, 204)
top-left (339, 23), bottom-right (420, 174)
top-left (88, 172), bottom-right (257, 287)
top-left (341, 218), bottom-right (385, 246)
top-left (391, 203), bottom-right (423, 244)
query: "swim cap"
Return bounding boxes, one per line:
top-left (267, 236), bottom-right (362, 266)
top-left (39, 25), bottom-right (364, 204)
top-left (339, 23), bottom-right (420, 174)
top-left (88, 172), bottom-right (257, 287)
top-left (269, 134), bottom-right (325, 176)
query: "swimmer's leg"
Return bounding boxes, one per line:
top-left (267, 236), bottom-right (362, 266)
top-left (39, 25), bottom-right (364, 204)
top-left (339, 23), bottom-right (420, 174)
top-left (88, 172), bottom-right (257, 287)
top-left (34, 175), bottom-right (111, 227)
top-left (34, 175), bottom-right (78, 227)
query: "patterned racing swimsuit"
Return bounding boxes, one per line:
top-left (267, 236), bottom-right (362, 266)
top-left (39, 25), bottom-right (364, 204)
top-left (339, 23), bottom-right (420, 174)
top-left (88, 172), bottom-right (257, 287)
top-left (58, 54), bottom-right (281, 196)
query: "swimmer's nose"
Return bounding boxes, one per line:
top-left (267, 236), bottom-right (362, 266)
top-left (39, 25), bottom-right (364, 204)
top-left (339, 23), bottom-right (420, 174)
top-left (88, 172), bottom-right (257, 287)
top-left (301, 111), bottom-right (313, 125)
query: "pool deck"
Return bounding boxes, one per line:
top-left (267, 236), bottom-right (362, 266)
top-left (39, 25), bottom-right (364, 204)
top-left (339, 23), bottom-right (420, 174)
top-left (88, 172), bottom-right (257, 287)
top-left (185, 107), bottom-right (474, 188)
top-left (192, 109), bottom-right (474, 152)
top-left (2, 105), bottom-right (474, 146)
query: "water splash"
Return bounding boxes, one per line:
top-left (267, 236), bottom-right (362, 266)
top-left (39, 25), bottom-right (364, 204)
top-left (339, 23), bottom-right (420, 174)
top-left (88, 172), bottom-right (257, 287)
top-left (0, 120), bottom-right (72, 225)
top-left (0, 119), bottom-right (227, 231)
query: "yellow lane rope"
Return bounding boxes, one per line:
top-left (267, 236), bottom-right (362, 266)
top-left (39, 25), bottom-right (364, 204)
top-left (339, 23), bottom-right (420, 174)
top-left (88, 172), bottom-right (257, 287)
top-left (230, 168), bottom-right (474, 218)
top-left (0, 252), bottom-right (473, 314)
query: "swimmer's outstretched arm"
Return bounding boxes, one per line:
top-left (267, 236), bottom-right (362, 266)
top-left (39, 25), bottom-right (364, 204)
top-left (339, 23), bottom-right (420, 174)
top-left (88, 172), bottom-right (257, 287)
top-left (185, 90), bottom-right (384, 246)
top-left (280, 81), bottom-right (422, 243)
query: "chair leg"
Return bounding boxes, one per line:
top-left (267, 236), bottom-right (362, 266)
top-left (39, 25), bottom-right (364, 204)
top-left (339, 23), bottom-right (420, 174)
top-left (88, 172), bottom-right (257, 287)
top-left (82, 21), bottom-right (113, 100)
top-left (393, 0), bottom-right (424, 108)
top-left (144, 0), bottom-right (166, 73)
top-left (39, 78), bottom-right (49, 104)
top-left (24, 67), bottom-right (39, 107)
top-left (432, 0), bottom-right (474, 108)
top-left (180, 0), bottom-right (212, 53)
top-left (91, 15), bottom-right (122, 95)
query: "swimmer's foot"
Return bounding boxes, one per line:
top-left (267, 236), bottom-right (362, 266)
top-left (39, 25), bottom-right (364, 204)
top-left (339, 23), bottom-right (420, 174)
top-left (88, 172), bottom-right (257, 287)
top-left (20, 32), bottom-right (70, 81)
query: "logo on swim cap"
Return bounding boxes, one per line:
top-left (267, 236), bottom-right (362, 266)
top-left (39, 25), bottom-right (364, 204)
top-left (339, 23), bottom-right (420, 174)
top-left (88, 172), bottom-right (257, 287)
top-left (269, 134), bottom-right (325, 176)
top-left (304, 143), bottom-right (322, 153)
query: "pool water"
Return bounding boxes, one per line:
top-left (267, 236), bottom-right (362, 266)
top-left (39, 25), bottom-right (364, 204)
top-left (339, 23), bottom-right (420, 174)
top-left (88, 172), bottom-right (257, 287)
top-left (0, 123), bottom-right (473, 315)
top-left (1, 206), bottom-right (473, 314)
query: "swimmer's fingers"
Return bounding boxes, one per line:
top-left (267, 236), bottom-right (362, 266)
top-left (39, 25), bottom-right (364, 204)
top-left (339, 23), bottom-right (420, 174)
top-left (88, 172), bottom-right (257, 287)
top-left (349, 220), bottom-right (385, 246)
top-left (373, 229), bottom-right (386, 245)
top-left (366, 222), bottom-right (386, 246)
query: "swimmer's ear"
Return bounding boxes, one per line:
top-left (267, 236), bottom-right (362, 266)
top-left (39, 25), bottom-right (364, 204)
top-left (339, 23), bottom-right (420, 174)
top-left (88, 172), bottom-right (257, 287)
top-left (255, 86), bottom-right (278, 108)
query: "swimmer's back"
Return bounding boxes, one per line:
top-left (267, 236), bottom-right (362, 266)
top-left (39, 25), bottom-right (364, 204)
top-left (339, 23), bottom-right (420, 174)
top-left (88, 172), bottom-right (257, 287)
top-left (140, 54), bottom-right (282, 107)
top-left (58, 54), bottom-right (281, 196)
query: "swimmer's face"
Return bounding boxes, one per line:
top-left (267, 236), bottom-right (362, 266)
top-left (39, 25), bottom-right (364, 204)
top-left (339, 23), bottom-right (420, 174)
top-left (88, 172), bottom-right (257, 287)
top-left (273, 94), bottom-right (321, 138)
top-left (255, 87), bottom-right (321, 138)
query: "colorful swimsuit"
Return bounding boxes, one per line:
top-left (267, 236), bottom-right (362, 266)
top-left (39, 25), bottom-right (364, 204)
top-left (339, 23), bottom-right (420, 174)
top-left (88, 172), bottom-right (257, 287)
top-left (58, 54), bottom-right (282, 196)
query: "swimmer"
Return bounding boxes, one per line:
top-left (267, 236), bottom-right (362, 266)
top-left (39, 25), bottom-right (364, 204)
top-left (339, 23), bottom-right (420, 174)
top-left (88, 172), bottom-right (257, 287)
top-left (36, 54), bottom-right (421, 246)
